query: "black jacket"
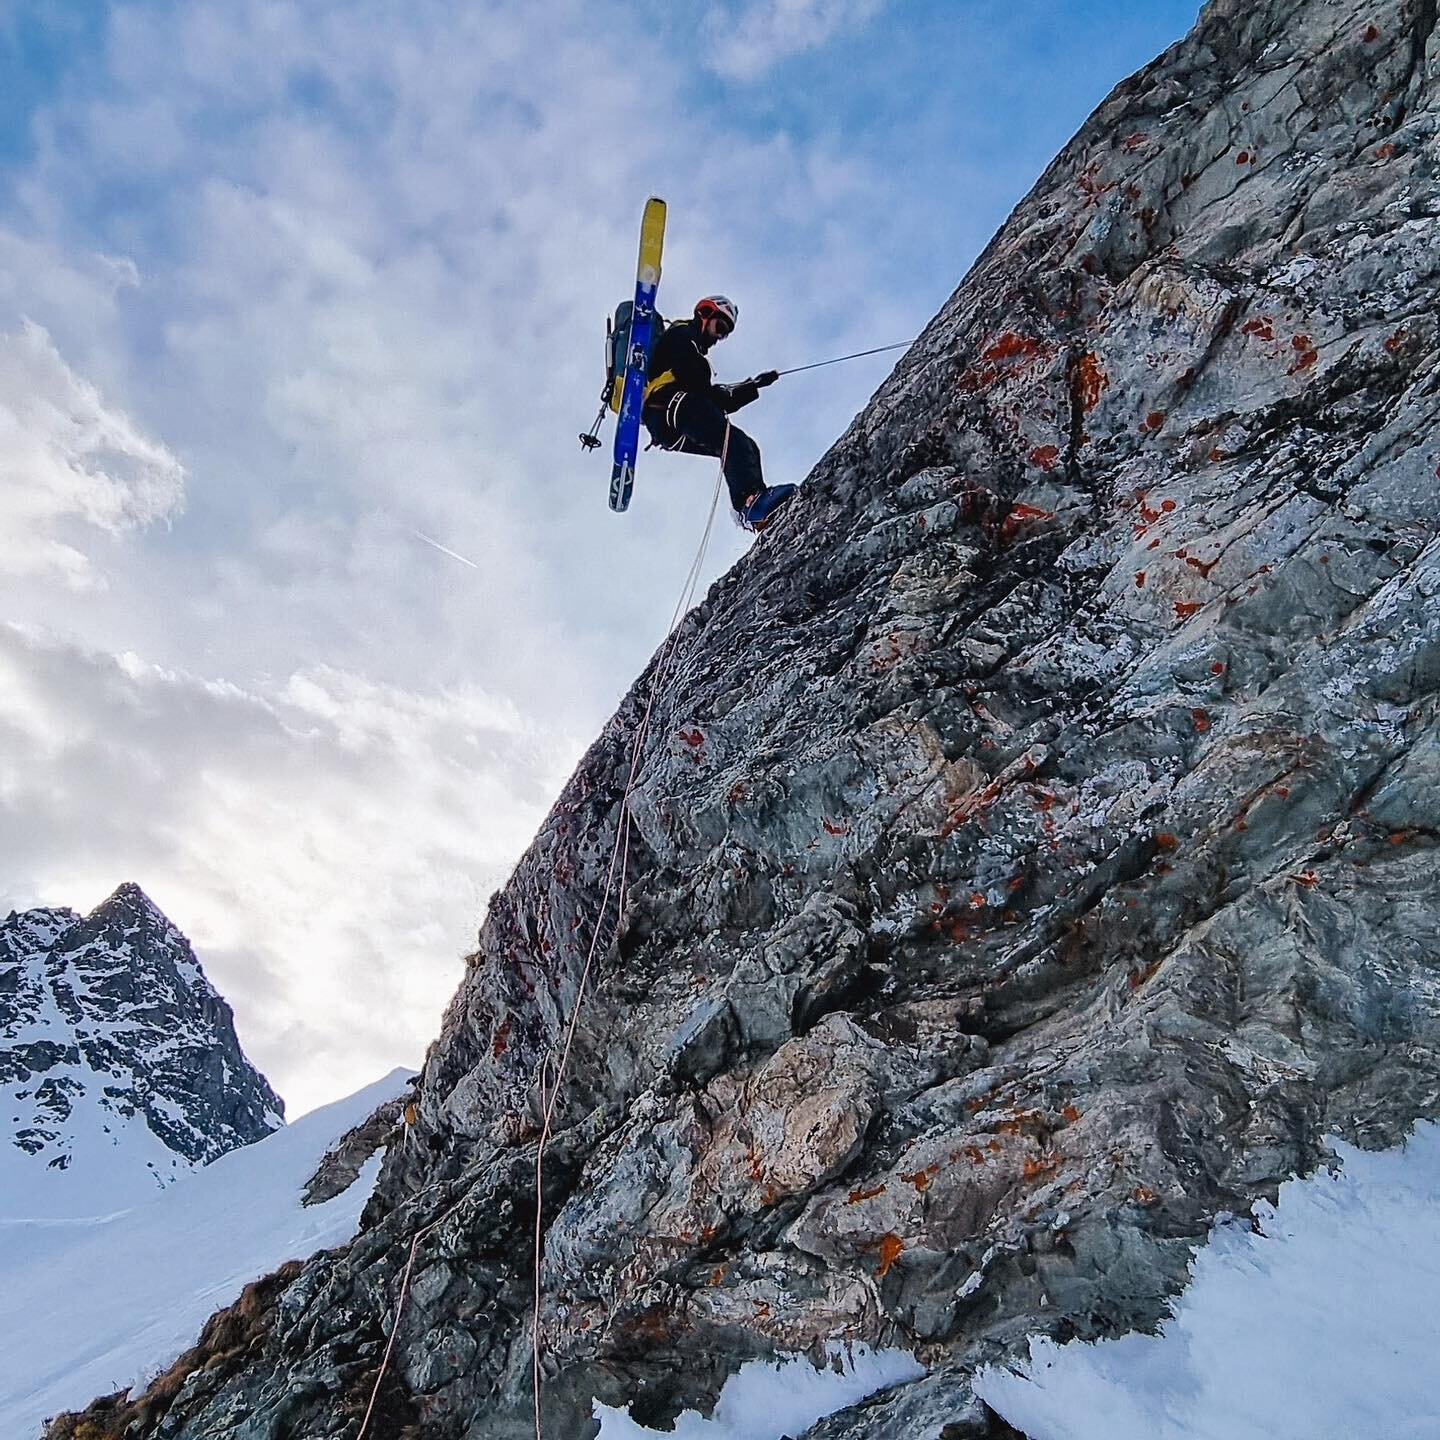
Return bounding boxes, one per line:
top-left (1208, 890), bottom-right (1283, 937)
top-left (645, 318), bottom-right (760, 415)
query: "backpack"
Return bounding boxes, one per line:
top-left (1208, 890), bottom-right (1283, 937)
top-left (605, 300), bottom-right (667, 413)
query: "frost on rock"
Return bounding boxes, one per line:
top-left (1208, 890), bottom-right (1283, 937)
top-left (63, 1), bottom-right (1440, 1438)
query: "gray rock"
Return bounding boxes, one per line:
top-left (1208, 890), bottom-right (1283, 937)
top-left (302, 1092), bottom-right (409, 1206)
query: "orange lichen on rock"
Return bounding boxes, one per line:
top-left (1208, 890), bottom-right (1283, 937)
top-left (1001, 503), bottom-right (1056, 543)
top-left (1129, 958), bottom-right (1163, 990)
top-left (873, 1233), bottom-right (905, 1278)
top-left (982, 332), bottom-right (1043, 364)
top-left (1075, 352), bottom-right (1109, 411)
top-left (847, 1182), bottom-right (887, 1204)
top-left (1289, 335), bottom-right (1319, 374)
top-left (902, 1163), bottom-right (941, 1192)
top-left (491, 1017), bottom-right (513, 1058)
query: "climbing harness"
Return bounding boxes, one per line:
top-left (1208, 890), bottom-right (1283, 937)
top-left (581, 335), bottom-right (912, 451)
top-left (356, 439), bottom-right (730, 1440)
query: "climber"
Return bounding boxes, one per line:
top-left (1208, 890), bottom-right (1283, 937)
top-left (643, 295), bottom-right (798, 530)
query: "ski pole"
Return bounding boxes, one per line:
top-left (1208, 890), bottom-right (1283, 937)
top-left (579, 401), bottom-right (607, 451)
top-left (774, 340), bottom-right (913, 378)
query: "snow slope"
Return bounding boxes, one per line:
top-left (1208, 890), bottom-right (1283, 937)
top-left (976, 1123), bottom-right (1440, 1440)
top-left (0, 1067), bottom-right (412, 1440)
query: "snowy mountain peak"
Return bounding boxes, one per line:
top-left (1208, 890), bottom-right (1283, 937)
top-left (0, 905), bottom-right (79, 956)
top-left (1, 887), bottom-right (284, 1219)
top-left (55, 882), bottom-right (223, 1032)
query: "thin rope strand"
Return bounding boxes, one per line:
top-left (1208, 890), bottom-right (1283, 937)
top-left (775, 340), bottom-right (912, 377)
top-left (531, 445), bottom-right (726, 1440)
top-left (356, 1225), bottom-right (430, 1440)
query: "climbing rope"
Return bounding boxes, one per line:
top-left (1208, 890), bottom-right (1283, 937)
top-left (530, 431), bottom-right (728, 1440)
top-left (356, 440), bottom-right (727, 1440)
top-left (355, 1226), bottom-right (431, 1440)
top-left (774, 339), bottom-right (913, 377)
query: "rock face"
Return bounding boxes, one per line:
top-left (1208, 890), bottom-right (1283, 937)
top-left (1, 882), bottom-right (283, 1216)
top-left (82, 1), bottom-right (1440, 1435)
top-left (303, 1093), bottom-right (411, 1207)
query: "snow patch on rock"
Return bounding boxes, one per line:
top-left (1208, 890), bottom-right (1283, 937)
top-left (595, 1343), bottom-right (925, 1439)
top-left (976, 1123), bottom-right (1440, 1439)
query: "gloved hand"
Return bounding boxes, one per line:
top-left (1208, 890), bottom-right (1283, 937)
top-left (754, 370), bottom-right (780, 387)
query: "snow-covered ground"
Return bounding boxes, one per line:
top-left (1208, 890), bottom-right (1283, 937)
top-left (0, 1051), bottom-right (199, 1219)
top-left (595, 1344), bottom-right (925, 1439)
top-left (977, 1123), bottom-right (1440, 1440)
top-left (0, 1067), bottom-right (412, 1440)
top-left (595, 1124), bottom-right (1440, 1440)
top-left (8, 1091), bottom-right (1435, 1440)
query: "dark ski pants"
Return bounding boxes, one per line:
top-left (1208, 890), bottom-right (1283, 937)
top-left (644, 392), bottom-right (764, 512)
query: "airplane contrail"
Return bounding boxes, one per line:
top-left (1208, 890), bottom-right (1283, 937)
top-left (413, 530), bottom-right (481, 570)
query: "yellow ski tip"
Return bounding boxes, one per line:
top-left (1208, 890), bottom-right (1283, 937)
top-left (638, 197), bottom-right (666, 287)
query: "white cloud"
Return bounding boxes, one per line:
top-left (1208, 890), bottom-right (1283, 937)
top-left (701, 0), bottom-right (888, 80)
top-left (0, 321), bottom-right (184, 587)
top-left (0, 0), bottom-right (949, 1109)
top-left (0, 0), bottom-right (1205, 1115)
top-left (0, 623), bottom-right (581, 1114)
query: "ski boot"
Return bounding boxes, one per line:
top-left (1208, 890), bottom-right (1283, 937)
top-left (739, 484), bottom-right (797, 532)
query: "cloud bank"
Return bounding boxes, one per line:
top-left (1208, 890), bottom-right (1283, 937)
top-left (702, 0), bottom-right (889, 81)
top-left (0, 622), bottom-right (576, 1110)
top-left (0, 0), bottom-right (1202, 1110)
top-left (0, 321), bottom-right (184, 587)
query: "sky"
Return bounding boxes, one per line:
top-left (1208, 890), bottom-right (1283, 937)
top-left (0, 0), bottom-right (1201, 1117)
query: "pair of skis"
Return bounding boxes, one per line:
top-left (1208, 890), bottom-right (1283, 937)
top-left (609, 196), bottom-right (666, 513)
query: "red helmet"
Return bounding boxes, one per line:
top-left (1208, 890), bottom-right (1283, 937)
top-left (695, 295), bottom-right (738, 333)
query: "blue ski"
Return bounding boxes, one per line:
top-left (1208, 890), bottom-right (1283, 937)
top-left (610, 197), bottom-right (667, 512)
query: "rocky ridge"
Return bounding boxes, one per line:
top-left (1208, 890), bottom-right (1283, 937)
top-left (56, 0), bottom-right (1440, 1435)
top-left (1, 882), bottom-right (283, 1215)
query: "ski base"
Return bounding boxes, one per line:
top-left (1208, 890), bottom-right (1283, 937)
top-left (610, 462), bottom-right (635, 512)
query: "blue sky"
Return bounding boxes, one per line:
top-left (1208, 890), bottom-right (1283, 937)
top-left (0, 0), bottom-right (1200, 1113)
